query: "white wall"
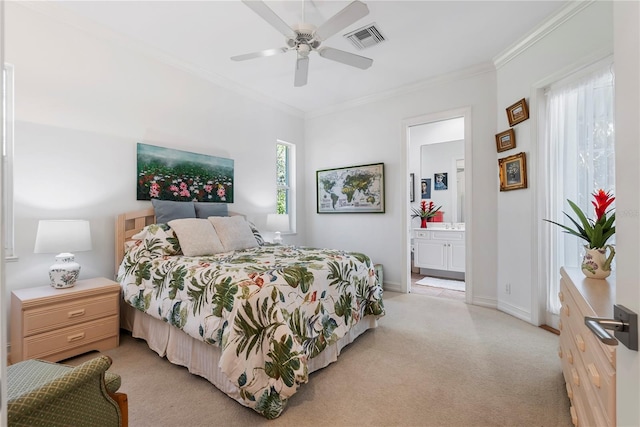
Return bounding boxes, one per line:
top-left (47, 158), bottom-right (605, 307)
top-left (495, 1), bottom-right (613, 323)
top-left (305, 68), bottom-right (498, 305)
top-left (4, 3), bottom-right (305, 293)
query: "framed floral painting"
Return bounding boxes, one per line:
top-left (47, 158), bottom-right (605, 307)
top-left (498, 152), bottom-right (527, 191)
top-left (136, 143), bottom-right (234, 202)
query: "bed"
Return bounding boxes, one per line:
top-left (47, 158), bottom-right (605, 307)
top-left (114, 207), bottom-right (385, 419)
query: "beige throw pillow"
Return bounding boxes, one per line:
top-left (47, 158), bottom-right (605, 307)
top-left (208, 216), bottom-right (259, 252)
top-left (168, 218), bottom-right (225, 256)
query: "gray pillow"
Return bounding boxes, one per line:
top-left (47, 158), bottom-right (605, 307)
top-left (194, 202), bottom-right (228, 218)
top-left (151, 199), bottom-right (196, 224)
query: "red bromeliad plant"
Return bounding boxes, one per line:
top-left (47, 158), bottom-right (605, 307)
top-left (545, 189), bottom-right (616, 249)
top-left (411, 200), bottom-right (442, 220)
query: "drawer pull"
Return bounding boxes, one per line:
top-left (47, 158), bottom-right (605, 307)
top-left (575, 334), bottom-right (585, 352)
top-left (68, 309), bottom-right (86, 318)
top-left (67, 332), bottom-right (85, 342)
top-left (564, 305), bottom-right (570, 317)
top-left (571, 368), bottom-right (580, 386)
top-left (566, 383), bottom-right (573, 400)
top-left (567, 349), bottom-right (573, 365)
top-left (587, 363), bottom-right (601, 388)
top-left (558, 291), bottom-right (564, 302)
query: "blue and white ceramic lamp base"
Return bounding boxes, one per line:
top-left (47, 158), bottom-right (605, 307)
top-left (49, 253), bottom-right (81, 289)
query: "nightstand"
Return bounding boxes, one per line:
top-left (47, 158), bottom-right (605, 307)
top-left (10, 277), bottom-right (121, 364)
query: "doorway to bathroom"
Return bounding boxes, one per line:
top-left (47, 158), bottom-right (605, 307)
top-left (406, 111), bottom-right (470, 300)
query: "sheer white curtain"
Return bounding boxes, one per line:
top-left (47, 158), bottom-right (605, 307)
top-left (541, 62), bottom-right (615, 326)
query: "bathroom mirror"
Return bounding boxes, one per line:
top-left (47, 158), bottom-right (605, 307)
top-left (420, 141), bottom-right (465, 223)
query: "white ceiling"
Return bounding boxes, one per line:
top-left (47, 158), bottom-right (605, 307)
top-left (54, 0), bottom-right (568, 115)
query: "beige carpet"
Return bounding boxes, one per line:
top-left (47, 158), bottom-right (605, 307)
top-left (66, 292), bottom-right (572, 427)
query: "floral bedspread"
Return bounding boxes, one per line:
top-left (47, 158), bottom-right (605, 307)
top-left (117, 225), bottom-right (385, 418)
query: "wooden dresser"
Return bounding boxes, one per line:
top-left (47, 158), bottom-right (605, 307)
top-left (558, 267), bottom-right (616, 427)
top-left (10, 277), bottom-right (120, 363)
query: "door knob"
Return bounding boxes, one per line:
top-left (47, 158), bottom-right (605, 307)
top-left (585, 304), bottom-right (638, 351)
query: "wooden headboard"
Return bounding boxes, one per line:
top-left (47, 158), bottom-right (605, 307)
top-left (114, 208), bottom-right (156, 275)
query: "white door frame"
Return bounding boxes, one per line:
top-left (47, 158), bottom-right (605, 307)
top-left (401, 106), bottom-right (473, 304)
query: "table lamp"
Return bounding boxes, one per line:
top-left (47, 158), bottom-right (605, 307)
top-left (34, 220), bottom-right (92, 289)
top-left (266, 214), bottom-right (290, 244)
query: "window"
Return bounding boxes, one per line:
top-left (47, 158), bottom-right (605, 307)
top-left (541, 61), bottom-right (615, 325)
top-left (276, 141), bottom-right (295, 231)
top-left (2, 63), bottom-right (15, 260)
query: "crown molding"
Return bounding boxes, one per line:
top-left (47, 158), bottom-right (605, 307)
top-left (306, 62), bottom-right (496, 120)
top-left (493, 0), bottom-right (594, 70)
top-left (15, 1), bottom-right (305, 119)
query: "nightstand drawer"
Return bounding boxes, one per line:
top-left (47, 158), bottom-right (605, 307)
top-left (22, 293), bottom-right (119, 336)
top-left (23, 314), bottom-right (119, 360)
top-left (11, 277), bottom-right (121, 363)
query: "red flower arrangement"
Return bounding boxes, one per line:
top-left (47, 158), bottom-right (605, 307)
top-left (411, 200), bottom-right (441, 220)
top-left (545, 189), bottom-right (615, 249)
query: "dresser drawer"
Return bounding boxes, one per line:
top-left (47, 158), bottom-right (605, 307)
top-left (22, 292), bottom-right (119, 337)
top-left (559, 268), bottom-right (616, 427)
top-left (22, 314), bottom-right (119, 360)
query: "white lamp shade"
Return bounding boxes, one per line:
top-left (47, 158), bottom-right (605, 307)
top-left (34, 220), bottom-right (92, 254)
top-left (266, 214), bottom-right (290, 233)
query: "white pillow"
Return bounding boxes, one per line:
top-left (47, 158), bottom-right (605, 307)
top-left (208, 216), bottom-right (259, 251)
top-left (167, 218), bottom-right (225, 256)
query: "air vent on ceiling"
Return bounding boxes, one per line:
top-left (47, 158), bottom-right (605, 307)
top-left (343, 23), bottom-right (385, 50)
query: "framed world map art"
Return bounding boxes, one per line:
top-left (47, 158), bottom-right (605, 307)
top-left (316, 163), bottom-right (385, 213)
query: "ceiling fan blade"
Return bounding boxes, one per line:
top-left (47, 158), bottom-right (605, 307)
top-left (314, 0), bottom-right (369, 41)
top-left (318, 47), bottom-right (373, 69)
top-left (294, 56), bottom-right (309, 87)
top-left (231, 47), bottom-right (289, 62)
top-left (242, 0), bottom-right (296, 39)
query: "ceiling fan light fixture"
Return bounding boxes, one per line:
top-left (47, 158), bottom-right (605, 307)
top-left (298, 44), bottom-right (311, 56)
top-left (234, 0), bottom-right (373, 87)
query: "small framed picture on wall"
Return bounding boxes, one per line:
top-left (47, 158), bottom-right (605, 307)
top-left (506, 98), bottom-right (529, 127)
top-left (495, 129), bottom-right (516, 152)
top-left (434, 173), bottom-right (448, 190)
top-left (410, 173), bottom-right (415, 202)
top-left (421, 178), bottom-right (431, 199)
top-left (498, 152), bottom-right (528, 191)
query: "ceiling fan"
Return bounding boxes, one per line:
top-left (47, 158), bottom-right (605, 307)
top-left (231, 0), bottom-right (373, 87)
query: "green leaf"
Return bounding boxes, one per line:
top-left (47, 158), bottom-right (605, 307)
top-left (255, 387), bottom-right (286, 420)
top-left (211, 277), bottom-right (237, 317)
top-left (282, 266), bottom-right (314, 293)
top-left (264, 335), bottom-right (301, 387)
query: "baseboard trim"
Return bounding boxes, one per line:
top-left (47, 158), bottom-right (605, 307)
top-left (383, 282), bottom-right (402, 293)
top-left (470, 296), bottom-right (497, 309)
top-left (497, 301), bottom-right (532, 324)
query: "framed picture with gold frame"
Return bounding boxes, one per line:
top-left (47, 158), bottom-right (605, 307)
top-left (495, 129), bottom-right (516, 152)
top-left (498, 152), bottom-right (527, 191)
top-left (506, 98), bottom-right (529, 127)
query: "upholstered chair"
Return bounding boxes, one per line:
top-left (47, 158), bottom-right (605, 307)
top-left (7, 355), bottom-right (128, 427)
